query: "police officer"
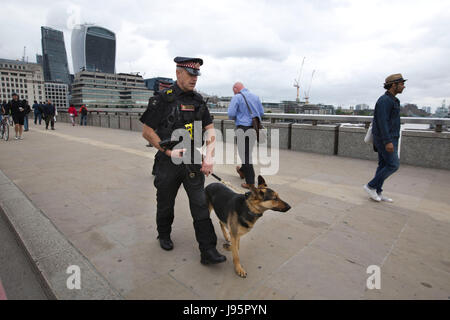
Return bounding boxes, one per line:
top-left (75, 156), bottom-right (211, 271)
top-left (140, 57), bottom-right (226, 265)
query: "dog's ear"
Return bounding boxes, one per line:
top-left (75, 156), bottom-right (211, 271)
top-left (257, 175), bottom-right (267, 188)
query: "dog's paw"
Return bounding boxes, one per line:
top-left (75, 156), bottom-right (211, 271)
top-left (235, 265), bottom-right (247, 278)
top-left (223, 242), bottom-right (231, 251)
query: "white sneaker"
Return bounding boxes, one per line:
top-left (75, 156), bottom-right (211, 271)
top-left (14, 136), bottom-right (19, 140)
top-left (378, 193), bottom-right (393, 202)
top-left (364, 184), bottom-right (381, 202)
top-left (19, 136), bottom-right (23, 140)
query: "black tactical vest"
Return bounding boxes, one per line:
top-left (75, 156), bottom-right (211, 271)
top-left (156, 87), bottom-right (207, 143)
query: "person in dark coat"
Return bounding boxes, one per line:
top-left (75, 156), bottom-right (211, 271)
top-left (43, 99), bottom-right (56, 130)
top-left (23, 100), bottom-right (31, 131)
top-left (364, 73), bottom-right (406, 203)
top-left (7, 93), bottom-right (26, 139)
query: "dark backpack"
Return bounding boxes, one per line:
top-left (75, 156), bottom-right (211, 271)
top-left (81, 107), bottom-right (88, 116)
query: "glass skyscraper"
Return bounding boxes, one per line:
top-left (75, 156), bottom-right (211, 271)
top-left (72, 24), bottom-right (116, 74)
top-left (41, 27), bottom-right (71, 85)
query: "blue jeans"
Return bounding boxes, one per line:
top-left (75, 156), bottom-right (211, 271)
top-left (34, 112), bottom-right (42, 124)
top-left (24, 115), bottom-right (28, 130)
top-left (80, 114), bottom-right (87, 126)
top-left (368, 136), bottom-right (400, 194)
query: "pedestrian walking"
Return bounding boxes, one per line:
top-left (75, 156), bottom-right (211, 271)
top-left (6, 93), bottom-right (26, 140)
top-left (23, 100), bottom-right (31, 131)
top-left (68, 105), bottom-right (77, 126)
top-left (140, 56), bottom-right (225, 265)
top-left (43, 100), bottom-right (56, 130)
top-left (79, 104), bottom-right (88, 126)
top-left (227, 82), bottom-right (264, 189)
top-left (33, 100), bottom-right (42, 125)
top-left (364, 73), bottom-right (406, 202)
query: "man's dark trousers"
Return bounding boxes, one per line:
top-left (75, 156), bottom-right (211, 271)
top-left (153, 154), bottom-right (217, 252)
top-left (45, 115), bottom-right (54, 129)
top-left (236, 125), bottom-right (256, 185)
top-left (368, 136), bottom-right (400, 194)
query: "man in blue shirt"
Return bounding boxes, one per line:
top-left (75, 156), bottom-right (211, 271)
top-left (228, 82), bottom-right (264, 189)
top-left (33, 100), bottom-right (42, 125)
top-left (364, 73), bottom-right (406, 202)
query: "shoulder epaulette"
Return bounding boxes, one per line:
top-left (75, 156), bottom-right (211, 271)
top-left (159, 87), bottom-right (177, 102)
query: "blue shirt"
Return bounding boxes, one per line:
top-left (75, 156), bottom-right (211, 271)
top-left (372, 91), bottom-right (401, 145)
top-left (228, 88), bottom-right (264, 127)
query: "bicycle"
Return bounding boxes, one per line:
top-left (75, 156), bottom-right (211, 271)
top-left (0, 115), bottom-right (9, 141)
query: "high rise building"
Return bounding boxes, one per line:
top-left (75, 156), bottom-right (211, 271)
top-left (41, 27), bottom-right (71, 85)
top-left (71, 24), bottom-right (116, 74)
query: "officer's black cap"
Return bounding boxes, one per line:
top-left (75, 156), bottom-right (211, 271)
top-left (12, 92), bottom-right (18, 97)
top-left (174, 57), bottom-right (203, 66)
top-left (174, 56), bottom-right (203, 76)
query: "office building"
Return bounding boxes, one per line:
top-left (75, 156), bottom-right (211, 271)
top-left (71, 70), bottom-right (153, 108)
top-left (44, 82), bottom-right (69, 109)
top-left (72, 24), bottom-right (116, 74)
top-left (0, 58), bottom-right (46, 103)
top-left (41, 27), bottom-right (71, 85)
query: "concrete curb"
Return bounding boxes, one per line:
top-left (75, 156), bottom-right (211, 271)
top-left (0, 170), bottom-right (123, 300)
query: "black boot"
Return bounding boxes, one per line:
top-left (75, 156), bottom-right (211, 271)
top-left (201, 248), bottom-right (226, 265)
top-left (158, 236), bottom-right (173, 251)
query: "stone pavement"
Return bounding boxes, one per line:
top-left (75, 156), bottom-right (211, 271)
top-left (0, 121), bottom-right (449, 299)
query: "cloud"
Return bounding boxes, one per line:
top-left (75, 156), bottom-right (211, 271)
top-left (0, 0), bottom-right (449, 110)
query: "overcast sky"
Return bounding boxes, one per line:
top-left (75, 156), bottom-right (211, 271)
top-left (1, 0), bottom-right (449, 110)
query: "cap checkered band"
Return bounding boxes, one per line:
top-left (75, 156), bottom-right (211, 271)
top-left (176, 62), bottom-right (200, 70)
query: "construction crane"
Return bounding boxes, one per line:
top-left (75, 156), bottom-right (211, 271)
top-left (304, 70), bottom-right (315, 104)
top-left (22, 46), bottom-right (26, 62)
top-left (293, 57), bottom-right (305, 103)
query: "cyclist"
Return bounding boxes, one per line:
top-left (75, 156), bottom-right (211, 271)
top-left (1, 102), bottom-right (10, 140)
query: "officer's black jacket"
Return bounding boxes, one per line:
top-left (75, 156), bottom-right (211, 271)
top-left (140, 82), bottom-right (212, 141)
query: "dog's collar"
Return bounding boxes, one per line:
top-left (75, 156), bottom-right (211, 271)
top-left (246, 209), bottom-right (263, 219)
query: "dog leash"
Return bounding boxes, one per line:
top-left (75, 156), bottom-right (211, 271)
top-left (210, 173), bottom-right (241, 193)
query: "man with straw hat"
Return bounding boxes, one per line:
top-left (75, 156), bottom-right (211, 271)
top-left (364, 73), bottom-right (406, 202)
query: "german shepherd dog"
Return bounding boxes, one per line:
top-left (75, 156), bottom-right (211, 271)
top-left (205, 175), bottom-right (291, 277)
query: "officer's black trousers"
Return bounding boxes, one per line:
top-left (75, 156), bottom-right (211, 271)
top-left (153, 155), bottom-right (217, 252)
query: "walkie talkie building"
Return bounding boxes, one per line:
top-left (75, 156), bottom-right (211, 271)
top-left (71, 24), bottom-right (116, 74)
top-left (41, 27), bottom-right (71, 85)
